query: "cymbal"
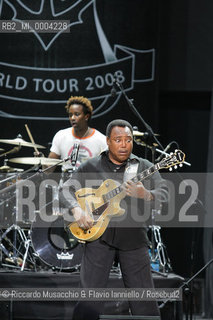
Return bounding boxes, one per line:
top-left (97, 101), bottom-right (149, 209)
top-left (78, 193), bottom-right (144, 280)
top-left (0, 138), bottom-right (45, 149)
top-left (9, 157), bottom-right (64, 166)
top-left (0, 165), bottom-right (24, 173)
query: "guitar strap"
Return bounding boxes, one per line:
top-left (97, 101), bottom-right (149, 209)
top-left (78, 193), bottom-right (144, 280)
top-left (123, 161), bottom-right (139, 182)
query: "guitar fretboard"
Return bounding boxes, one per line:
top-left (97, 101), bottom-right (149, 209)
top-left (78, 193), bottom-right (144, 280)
top-left (103, 162), bottom-right (161, 202)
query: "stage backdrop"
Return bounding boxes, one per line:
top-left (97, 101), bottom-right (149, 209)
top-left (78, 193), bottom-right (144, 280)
top-left (203, 90), bottom-right (213, 318)
top-left (0, 0), bottom-right (159, 161)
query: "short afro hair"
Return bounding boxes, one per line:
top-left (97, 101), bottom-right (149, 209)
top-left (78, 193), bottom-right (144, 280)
top-left (106, 119), bottom-right (133, 137)
top-left (65, 96), bottom-right (93, 119)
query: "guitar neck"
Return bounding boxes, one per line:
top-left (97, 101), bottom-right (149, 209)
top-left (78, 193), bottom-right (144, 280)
top-left (130, 163), bottom-right (160, 184)
top-left (104, 163), bottom-right (161, 202)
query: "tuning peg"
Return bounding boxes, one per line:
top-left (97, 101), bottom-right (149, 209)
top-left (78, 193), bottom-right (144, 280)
top-left (170, 152), bottom-right (173, 155)
top-left (179, 163), bottom-right (183, 167)
top-left (174, 165), bottom-right (178, 169)
top-left (169, 167), bottom-right (173, 171)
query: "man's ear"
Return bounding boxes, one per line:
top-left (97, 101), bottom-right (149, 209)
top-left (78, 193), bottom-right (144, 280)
top-left (106, 136), bottom-right (110, 146)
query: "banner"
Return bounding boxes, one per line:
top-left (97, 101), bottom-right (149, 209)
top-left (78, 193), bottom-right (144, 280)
top-left (0, 0), bottom-right (158, 121)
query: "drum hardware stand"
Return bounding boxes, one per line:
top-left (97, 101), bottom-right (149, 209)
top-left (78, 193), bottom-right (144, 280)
top-left (0, 229), bottom-right (15, 265)
top-left (0, 224), bottom-right (36, 270)
top-left (149, 209), bottom-right (172, 274)
top-left (20, 229), bottom-right (37, 271)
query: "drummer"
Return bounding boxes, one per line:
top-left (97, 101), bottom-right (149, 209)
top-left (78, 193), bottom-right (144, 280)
top-left (48, 96), bottom-right (107, 172)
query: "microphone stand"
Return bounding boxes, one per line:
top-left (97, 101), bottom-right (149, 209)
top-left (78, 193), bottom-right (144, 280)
top-left (115, 80), bottom-right (163, 151)
top-left (159, 258), bottom-right (213, 320)
top-left (114, 80), bottom-right (191, 166)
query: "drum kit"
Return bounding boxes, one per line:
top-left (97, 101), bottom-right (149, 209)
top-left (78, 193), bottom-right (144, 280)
top-left (0, 135), bottom-right (83, 272)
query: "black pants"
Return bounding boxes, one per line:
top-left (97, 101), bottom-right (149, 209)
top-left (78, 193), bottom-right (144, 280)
top-left (72, 239), bottom-right (160, 320)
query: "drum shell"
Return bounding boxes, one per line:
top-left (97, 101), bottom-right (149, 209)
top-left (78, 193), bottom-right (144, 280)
top-left (31, 213), bottom-right (83, 270)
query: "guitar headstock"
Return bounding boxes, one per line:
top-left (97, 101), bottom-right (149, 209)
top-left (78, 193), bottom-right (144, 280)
top-left (159, 149), bottom-right (185, 171)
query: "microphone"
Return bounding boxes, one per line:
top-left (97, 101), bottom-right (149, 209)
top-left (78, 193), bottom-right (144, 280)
top-left (71, 141), bottom-right (80, 166)
top-left (155, 143), bottom-right (172, 162)
top-left (132, 126), bottom-right (149, 138)
top-left (110, 75), bottom-right (117, 97)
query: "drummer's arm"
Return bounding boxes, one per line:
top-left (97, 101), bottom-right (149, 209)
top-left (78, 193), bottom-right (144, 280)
top-left (48, 151), bottom-right (60, 160)
top-left (43, 151), bottom-right (60, 172)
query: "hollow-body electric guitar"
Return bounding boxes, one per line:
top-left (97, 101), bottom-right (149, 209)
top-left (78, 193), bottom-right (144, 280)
top-left (67, 150), bottom-right (185, 242)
